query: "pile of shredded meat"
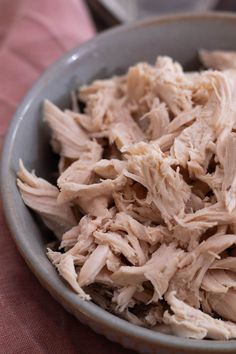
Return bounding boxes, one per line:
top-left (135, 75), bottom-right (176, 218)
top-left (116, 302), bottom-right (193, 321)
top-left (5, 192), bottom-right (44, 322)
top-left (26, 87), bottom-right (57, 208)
top-left (17, 50), bottom-right (236, 339)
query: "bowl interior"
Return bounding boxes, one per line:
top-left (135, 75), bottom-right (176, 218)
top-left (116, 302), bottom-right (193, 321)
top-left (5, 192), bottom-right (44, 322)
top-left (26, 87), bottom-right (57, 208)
top-left (2, 13), bottom-right (236, 353)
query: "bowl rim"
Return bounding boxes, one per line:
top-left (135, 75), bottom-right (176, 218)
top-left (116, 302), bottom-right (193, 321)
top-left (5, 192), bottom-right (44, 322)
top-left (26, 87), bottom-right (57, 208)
top-left (2, 11), bottom-right (236, 352)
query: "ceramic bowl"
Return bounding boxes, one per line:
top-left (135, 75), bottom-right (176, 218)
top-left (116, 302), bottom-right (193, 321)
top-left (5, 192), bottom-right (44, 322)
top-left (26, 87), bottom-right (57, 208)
top-left (2, 12), bottom-right (236, 354)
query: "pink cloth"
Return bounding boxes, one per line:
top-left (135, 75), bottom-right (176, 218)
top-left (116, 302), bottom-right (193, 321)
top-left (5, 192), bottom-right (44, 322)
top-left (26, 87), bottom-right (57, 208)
top-left (0, 1), bottom-right (134, 353)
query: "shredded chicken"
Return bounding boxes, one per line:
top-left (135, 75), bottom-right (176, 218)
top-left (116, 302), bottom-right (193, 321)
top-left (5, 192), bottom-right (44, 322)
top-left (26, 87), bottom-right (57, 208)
top-left (164, 291), bottom-right (236, 339)
top-left (123, 142), bottom-right (191, 227)
top-left (17, 160), bottom-right (76, 239)
top-left (17, 51), bottom-right (236, 340)
top-left (199, 49), bottom-right (236, 70)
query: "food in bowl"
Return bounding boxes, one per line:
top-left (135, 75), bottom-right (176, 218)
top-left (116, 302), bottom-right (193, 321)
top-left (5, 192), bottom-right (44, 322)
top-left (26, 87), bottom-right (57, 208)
top-left (17, 50), bottom-right (236, 340)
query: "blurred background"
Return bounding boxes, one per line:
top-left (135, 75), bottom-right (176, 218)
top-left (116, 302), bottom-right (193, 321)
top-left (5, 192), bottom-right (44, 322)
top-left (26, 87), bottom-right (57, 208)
top-left (86, 0), bottom-right (236, 31)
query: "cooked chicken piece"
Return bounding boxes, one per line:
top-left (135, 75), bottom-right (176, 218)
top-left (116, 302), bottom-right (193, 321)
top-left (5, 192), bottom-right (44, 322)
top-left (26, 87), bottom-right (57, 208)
top-left (94, 230), bottom-right (138, 265)
top-left (110, 212), bottom-right (164, 245)
top-left (199, 165), bottom-right (224, 199)
top-left (60, 219), bottom-right (97, 267)
top-left (113, 190), bottom-right (163, 224)
top-left (215, 132), bottom-right (236, 212)
top-left (127, 63), bottom-right (154, 101)
top-left (113, 106), bottom-right (145, 143)
top-left (59, 223), bottom-right (80, 250)
top-left (124, 230), bottom-right (147, 266)
top-left (109, 121), bottom-right (144, 150)
top-left (141, 98), bottom-right (170, 140)
top-left (131, 91), bottom-right (159, 123)
top-left (200, 292), bottom-right (214, 315)
top-left (94, 269), bottom-right (115, 286)
top-left (78, 244), bottom-right (110, 287)
top-left (172, 224), bottom-right (208, 251)
top-left (206, 289), bottom-right (236, 323)
top-left (78, 84), bottom-right (121, 133)
top-left (58, 159), bottom-right (94, 187)
top-left (169, 234), bottom-right (236, 307)
top-left (164, 291), bottom-right (236, 339)
top-left (112, 285), bottom-right (137, 312)
top-left (199, 49), bottom-right (236, 70)
top-left (57, 254), bottom-right (90, 300)
top-left (112, 175), bottom-right (164, 225)
top-left (202, 72), bottom-right (232, 134)
top-left (93, 159), bottom-right (126, 179)
top-left (17, 160), bottom-right (76, 239)
top-left (112, 243), bottom-right (184, 302)
top-left (78, 78), bottom-right (138, 140)
top-left (210, 257), bottom-right (236, 272)
top-left (202, 269), bottom-right (236, 293)
top-left (58, 176), bottom-right (125, 217)
top-left (172, 119), bottom-right (214, 177)
top-left (174, 199), bottom-right (223, 252)
top-left (106, 250), bottom-right (121, 272)
top-left (65, 110), bottom-right (93, 134)
top-left (51, 107), bottom-right (103, 178)
top-left (154, 86), bottom-right (191, 116)
top-left (172, 72), bottom-right (231, 177)
top-left (57, 130), bottom-right (103, 186)
top-left (58, 157), bottom-right (74, 174)
top-left (224, 69), bottom-right (236, 119)
top-left (123, 142), bottom-right (191, 226)
top-left (154, 56), bottom-right (193, 115)
top-left (44, 100), bottom-right (102, 160)
top-left (46, 248), bottom-right (62, 265)
top-left (189, 193), bottom-right (205, 211)
top-left (167, 106), bottom-right (201, 134)
top-left (186, 71), bottom-right (213, 106)
top-left (153, 132), bottom-right (179, 152)
top-left (177, 202), bottom-right (236, 231)
top-left (79, 76), bottom-right (126, 101)
top-left (65, 213), bottom-right (114, 265)
top-left (108, 104), bottom-right (146, 150)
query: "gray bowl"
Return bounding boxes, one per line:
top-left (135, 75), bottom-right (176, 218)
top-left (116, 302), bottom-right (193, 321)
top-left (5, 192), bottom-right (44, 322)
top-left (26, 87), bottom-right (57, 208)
top-left (2, 12), bottom-right (236, 354)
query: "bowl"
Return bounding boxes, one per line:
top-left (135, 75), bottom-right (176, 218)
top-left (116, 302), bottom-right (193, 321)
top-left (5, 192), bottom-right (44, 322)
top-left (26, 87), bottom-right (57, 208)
top-left (2, 12), bottom-right (236, 354)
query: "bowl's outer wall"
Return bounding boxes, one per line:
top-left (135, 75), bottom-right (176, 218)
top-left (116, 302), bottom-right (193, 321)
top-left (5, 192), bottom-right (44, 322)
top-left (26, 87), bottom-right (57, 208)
top-left (2, 13), bottom-right (236, 354)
